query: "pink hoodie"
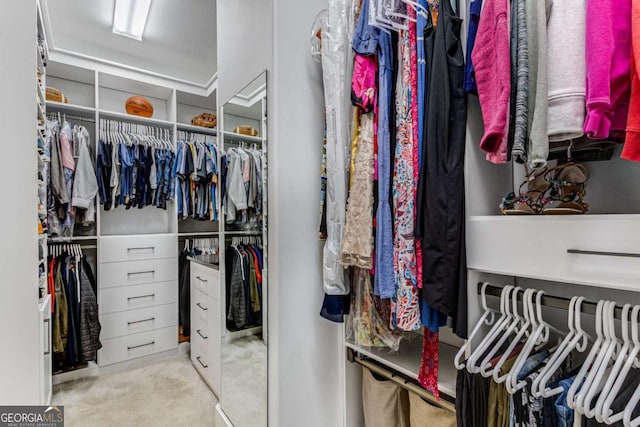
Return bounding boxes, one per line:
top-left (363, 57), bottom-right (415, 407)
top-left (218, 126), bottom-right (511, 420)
top-left (583, 0), bottom-right (632, 139)
top-left (621, 0), bottom-right (640, 161)
top-left (471, 0), bottom-right (510, 164)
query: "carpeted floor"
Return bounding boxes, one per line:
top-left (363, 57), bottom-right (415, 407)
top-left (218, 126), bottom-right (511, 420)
top-left (53, 348), bottom-right (217, 427)
top-left (221, 335), bottom-right (267, 427)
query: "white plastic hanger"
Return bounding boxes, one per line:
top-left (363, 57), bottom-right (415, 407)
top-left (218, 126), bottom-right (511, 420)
top-left (507, 290), bottom-right (559, 394)
top-left (492, 288), bottom-right (536, 383)
top-left (592, 304), bottom-right (633, 422)
top-left (454, 282), bottom-right (498, 369)
top-left (466, 285), bottom-right (515, 373)
top-left (480, 287), bottom-right (527, 378)
top-left (603, 305), bottom-right (640, 425)
top-left (567, 300), bottom-right (608, 409)
top-left (533, 296), bottom-right (591, 398)
top-left (576, 301), bottom-right (619, 416)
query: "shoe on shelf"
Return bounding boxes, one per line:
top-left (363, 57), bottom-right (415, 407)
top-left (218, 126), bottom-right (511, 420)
top-left (543, 162), bottom-right (590, 215)
top-left (500, 166), bottom-right (551, 215)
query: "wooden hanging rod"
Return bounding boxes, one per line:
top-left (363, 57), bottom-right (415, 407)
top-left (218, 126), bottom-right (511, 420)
top-left (347, 348), bottom-right (456, 413)
top-left (477, 282), bottom-right (626, 320)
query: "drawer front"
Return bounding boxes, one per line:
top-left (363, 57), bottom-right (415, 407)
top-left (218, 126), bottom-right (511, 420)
top-left (191, 288), bottom-right (211, 327)
top-left (98, 326), bottom-right (177, 366)
top-left (100, 259), bottom-right (177, 289)
top-left (190, 262), bottom-right (220, 299)
top-left (467, 216), bottom-right (640, 291)
top-left (100, 304), bottom-right (178, 340)
top-left (100, 281), bottom-right (177, 314)
top-left (100, 235), bottom-right (177, 263)
top-left (191, 333), bottom-right (211, 382)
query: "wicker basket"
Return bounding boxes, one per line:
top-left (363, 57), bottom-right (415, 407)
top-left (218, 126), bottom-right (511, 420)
top-left (191, 113), bottom-right (217, 128)
top-left (233, 125), bottom-right (258, 136)
top-left (46, 87), bottom-right (68, 103)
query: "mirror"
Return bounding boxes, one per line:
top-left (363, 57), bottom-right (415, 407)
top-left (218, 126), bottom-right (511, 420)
top-left (219, 71), bottom-right (268, 427)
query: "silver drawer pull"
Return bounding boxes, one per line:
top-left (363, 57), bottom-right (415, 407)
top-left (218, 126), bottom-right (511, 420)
top-left (128, 317), bottom-right (155, 325)
top-left (196, 356), bottom-right (208, 368)
top-left (567, 249), bottom-right (640, 259)
top-left (128, 246), bottom-right (155, 252)
top-left (196, 329), bottom-right (208, 339)
top-left (196, 302), bottom-right (208, 311)
top-left (128, 341), bottom-right (155, 350)
top-left (127, 294), bottom-right (155, 300)
top-left (128, 270), bottom-right (155, 276)
top-left (196, 276), bottom-right (208, 283)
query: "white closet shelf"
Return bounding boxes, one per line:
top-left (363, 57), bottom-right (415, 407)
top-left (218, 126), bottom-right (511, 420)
top-left (46, 101), bottom-right (96, 116)
top-left (100, 232), bottom-right (177, 239)
top-left (177, 123), bottom-right (218, 135)
top-left (178, 232), bottom-right (219, 237)
top-left (99, 110), bottom-right (174, 128)
top-left (48, 236), bottom-right (97, 242)
top-left (223, 131), bottom-right (263, 144)
top-left (345, 338), bottom-right (458, 398)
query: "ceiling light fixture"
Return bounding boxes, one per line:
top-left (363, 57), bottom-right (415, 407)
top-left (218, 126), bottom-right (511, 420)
top-left (112, 0), bottom-right (152, 41)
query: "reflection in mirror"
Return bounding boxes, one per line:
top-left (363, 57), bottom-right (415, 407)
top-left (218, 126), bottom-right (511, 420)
top-left (219, 71), bottom-right (268, 427)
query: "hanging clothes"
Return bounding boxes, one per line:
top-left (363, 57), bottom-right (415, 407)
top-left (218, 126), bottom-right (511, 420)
top-left (47, 119), bottom-right (97, 237)
top-left (226, 241), bottom-right (264, 331)
top-left (415, 0), bottom-right (468, 338)
top-left (175, 139), bottom-right (218, 222)
top-left (222, 145), bottom-right (263, 230)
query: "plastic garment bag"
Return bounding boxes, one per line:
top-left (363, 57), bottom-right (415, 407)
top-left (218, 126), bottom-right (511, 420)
top-left (320, 0), bottom-right (352, 295)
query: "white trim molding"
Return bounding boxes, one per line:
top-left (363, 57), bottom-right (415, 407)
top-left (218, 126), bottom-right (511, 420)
top-left (39, 0), bottom-right (217, 96)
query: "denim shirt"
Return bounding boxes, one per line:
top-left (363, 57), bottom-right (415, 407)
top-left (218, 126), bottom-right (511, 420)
top-left (353, 0), bottom-right (395, 298)
top-left (464, 0), bottom-right (484, 93)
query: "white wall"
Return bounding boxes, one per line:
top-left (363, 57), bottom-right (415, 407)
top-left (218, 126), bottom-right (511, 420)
top-left (0, 0), bottom-right (41, 404)
top-left (216, 0), bottom-right (273, 105)
top-left (271, 1), bottom-right (344, 427)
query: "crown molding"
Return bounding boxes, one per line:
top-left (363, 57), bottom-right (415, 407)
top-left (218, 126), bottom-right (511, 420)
top-left (39, 0), bottom-right (217, 96)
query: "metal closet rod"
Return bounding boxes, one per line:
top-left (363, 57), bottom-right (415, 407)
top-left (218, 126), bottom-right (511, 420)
top-left (49, 114), bottom-right (95, 123)
top-left (478, 282), bottom-right (625, 320)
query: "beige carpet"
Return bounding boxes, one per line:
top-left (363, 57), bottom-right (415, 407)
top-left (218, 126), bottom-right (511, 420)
top-left (53, 350), bottom-right (217, 427)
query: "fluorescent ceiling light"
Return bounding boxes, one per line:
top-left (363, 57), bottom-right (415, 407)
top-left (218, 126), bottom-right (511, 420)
top-left (112, 0), bottom-right (152, 41)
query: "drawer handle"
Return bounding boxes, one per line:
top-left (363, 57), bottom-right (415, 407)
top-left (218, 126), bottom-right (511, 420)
top-left (128, 246), bottom-right (155, 252)
top-left (196, 356), bottom-right (208, 368)
top-left (44, 318), bottom-right (51, 356)
top-left (196, 302), bottom-right (208, 311)
top-left (128, 270), bottom-right (155, 276)
top-left (128, 317), bottom-right (155, 325)
top-left (196, 329), bottom-right (208, 339)
top-left (128, 341), bottom-right (155, 350)
top-left (128, 294), bottom-right (155, 300)
top-left (196, 276), bottom-right (208, 283)
top-left (567, 249), bottom-right (640, 259)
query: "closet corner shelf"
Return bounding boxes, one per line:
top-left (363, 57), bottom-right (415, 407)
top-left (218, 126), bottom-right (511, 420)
top-left (176, 123), bottom-right (218, 135)
top-left (468, 213), bottom-right (640, 223)
top-left (46, 101), bottom-right (96, 116)
top-left (222, 131), bottom-right (263, 144)
top-left (99, 109), bottom-right (174, 128)
top-left (344, 338), bottom-right (458, 398)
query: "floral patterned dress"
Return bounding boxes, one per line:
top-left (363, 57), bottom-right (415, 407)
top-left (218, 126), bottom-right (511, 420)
top-left (390, 28), bottom-right (422, 332)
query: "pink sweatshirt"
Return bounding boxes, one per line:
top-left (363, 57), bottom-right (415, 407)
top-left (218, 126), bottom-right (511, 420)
top-left (621, 0), bottom-right (640, 161)
top-left (584, 0), bottom-right (632, 139)
top-left (471, 0), bottom-right (510, 164)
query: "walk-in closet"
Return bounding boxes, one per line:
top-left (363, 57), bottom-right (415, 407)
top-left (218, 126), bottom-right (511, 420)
top-left (4, 0), bottom-right (640, 426)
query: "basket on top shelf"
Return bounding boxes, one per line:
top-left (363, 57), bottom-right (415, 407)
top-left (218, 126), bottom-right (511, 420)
top-left (191, 112), bottom-right (217, 129)
top-left (46, 87), bottom-right (68, 103)
top-left (233, 125), bottom-right (258, 137)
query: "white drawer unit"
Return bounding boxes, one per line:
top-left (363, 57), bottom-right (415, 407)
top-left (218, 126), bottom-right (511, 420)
top-left (99, 234), bottom-right (178, 263)
top-left (99, 258), bottom-right (178, 289)
top-left (100, 303), bottom-right (178, 340)
top-left (190, 261), bottom-right (222, 396)
top-left (191, 262), bottom-right (221, 299)
top-left (467, 215), bottom-right (640, 291)
top-left (98, 326), bottom-right (178, 366)
top-left (100, 281), bottom-right (178, 314)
